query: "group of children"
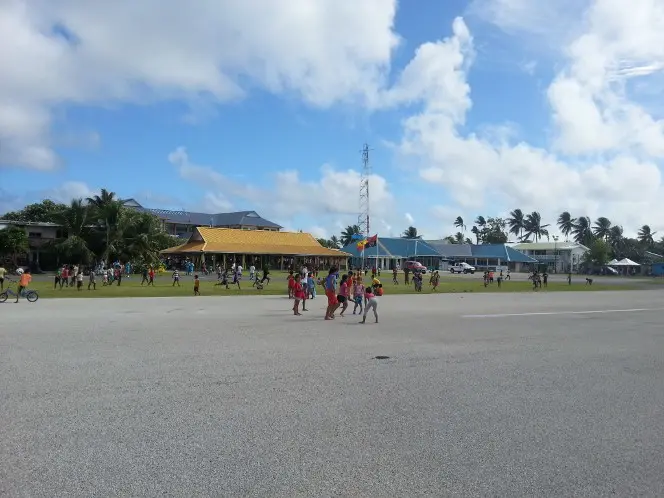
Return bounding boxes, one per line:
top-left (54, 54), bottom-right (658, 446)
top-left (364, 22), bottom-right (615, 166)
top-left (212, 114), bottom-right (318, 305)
top-left (287, 267), bottom-right (382, 323)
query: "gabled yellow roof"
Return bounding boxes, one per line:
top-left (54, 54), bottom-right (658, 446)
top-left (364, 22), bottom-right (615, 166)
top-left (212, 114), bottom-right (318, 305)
top-left (163, 227), bottom-right (349, 257)
top-left (161, 241), bottom-right (206, 254)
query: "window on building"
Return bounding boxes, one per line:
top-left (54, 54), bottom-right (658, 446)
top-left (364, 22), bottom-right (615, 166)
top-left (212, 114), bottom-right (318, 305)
top-left (28, 232), bottom-right (42, 238)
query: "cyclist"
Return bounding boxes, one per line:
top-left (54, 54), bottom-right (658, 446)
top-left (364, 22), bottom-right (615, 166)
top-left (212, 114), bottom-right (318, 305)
top-left (15, 269), bottom-right (32, 303)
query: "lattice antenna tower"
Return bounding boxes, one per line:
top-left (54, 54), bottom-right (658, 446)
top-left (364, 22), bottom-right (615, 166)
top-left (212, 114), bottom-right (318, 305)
top-left (358, 143), bottom-right (371, 236)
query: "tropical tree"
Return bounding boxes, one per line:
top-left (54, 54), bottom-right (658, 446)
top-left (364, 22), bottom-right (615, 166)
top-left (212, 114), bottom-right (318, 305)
top-left (401, 226), bottom-right (421, 239)
top-left (471, 225), bottom-right (481, 244)
top-left (329, 235), bottom-right (341, 249)
top-left (443, 235), bottom-right (457, 244)
top-left (1, 200), bottom-right (68, 223)
top-left (454, 216), bottom-right (465, 232)
top-left (113, 210), bottom-right (177, 265)
top-left (638, 225), bottom-right (656, 246)
top-left (557, 212), bottom-right (575, 241)
top-left (53, 199), bottom-right (93, 263)
top-left (474, 216), bottom-right (486, 229)
top-left (523, 211), bottom-right (550, 242)
top-left (0, 226), bottom-right (29, 266)
top-left (482, 217), bottom-right (509, 244)
top-left (340, 225), bottom-right (362, 246)
top-left (454, 231), bottom-right (465, 244)
top-left (593, 217), bottom-right (612, 241)
top-left (572, 216), bottom-right (594, 246)
top-left (608, 225), bottom-right (625, 257)
top-left (583, 238), bottom-right (611, 268)
top-left (87, 188), bottom-right (123, 262)
top-left (507, 209), bottom-right (525, 240)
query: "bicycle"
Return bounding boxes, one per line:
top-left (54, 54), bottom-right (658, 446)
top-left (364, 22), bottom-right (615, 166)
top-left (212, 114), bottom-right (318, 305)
top-left (0, 279), bottom-right (39, 303)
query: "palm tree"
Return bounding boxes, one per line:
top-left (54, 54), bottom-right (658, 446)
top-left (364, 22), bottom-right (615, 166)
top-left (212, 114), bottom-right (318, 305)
top-left (471, 226), bottom-right (481, 244)
top-left (86, 188), bottom-right (122, 262)
top-left (329, 235), bottom-right (340, 249)
top-left (593, 217), bottom-right (612, 241)
top-left (507, 209), bottom-right (525, 241)
top-left (443, 235), bottom-right (457, 244)
top-left (402, 226), bottom-right (420, 239)
top-left (557, 212), bottom-right (575, 241)
top-left (454, 231), bottom-right (464, 244)
top-left (523, 211), bottom-right (550, 242)
top-left (638, 225), bottom-right (656, 246)
top-left (474, 216), bottom-right (486, 229)
top-left (340, 225), bottom-right (362, 246)
top-left (454, 216), bottom-right (465, 232)
top-left (54, 198), bottom-right (93, 263)
top-left (608, 225), bottom-right (624, 256)
top-left (572, 216), bottom-right (594, 246)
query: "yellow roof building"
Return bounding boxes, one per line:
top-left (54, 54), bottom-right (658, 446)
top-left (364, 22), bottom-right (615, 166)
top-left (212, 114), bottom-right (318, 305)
top-left (161, 227), bottom-right (349, 258)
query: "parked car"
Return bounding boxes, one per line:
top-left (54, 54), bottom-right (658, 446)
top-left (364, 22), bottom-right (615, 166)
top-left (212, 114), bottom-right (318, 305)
top-left (404, 261), bottom-right (427, 274)
top-left (449, 262), bottom-right (476, 274)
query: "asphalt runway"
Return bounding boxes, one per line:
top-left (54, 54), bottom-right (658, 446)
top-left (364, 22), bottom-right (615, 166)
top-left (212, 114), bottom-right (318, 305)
top-left (2, 291), bottom-right (664, 497)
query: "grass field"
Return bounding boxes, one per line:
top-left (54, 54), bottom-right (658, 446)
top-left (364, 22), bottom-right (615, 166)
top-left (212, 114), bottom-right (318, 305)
top-left (0, 272), bottom-right (638, 299)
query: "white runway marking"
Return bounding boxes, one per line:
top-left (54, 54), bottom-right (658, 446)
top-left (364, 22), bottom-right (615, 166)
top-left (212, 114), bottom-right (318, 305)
top-left (462, 308), bottom-right (664, 319)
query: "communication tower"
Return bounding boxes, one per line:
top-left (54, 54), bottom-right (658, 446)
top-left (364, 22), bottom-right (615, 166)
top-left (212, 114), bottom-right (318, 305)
top-left (358, 143), bottom-right (371, 236)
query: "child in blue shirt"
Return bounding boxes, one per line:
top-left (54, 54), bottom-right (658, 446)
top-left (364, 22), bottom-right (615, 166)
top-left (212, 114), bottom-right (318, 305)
top-left (307, 272), bottom-right (316, 299)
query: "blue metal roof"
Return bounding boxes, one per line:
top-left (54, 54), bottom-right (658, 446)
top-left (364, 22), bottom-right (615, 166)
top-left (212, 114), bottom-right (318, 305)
top-left (425, 240), bottom-right (473, 258)
top-left (124, 200), bottom-right (282, 229)
top-left (471, 244), bottom-right (537, 263)
top-left (342, 237), bottom-right (440, 258)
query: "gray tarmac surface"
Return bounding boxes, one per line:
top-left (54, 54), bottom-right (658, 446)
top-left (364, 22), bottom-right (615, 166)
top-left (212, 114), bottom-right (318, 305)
top-left (2, 291), bottom-right (664, 497)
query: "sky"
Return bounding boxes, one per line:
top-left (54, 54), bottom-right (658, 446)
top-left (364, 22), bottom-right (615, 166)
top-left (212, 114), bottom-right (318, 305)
top-left (1, 0), bottom-right (664, 241)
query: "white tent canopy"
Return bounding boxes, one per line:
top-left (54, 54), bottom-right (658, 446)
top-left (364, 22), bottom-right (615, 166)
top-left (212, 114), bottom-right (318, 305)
top-left (615, 258), bottom-right (640, 266)
top-left (608, 259), bottom-right (620, 265)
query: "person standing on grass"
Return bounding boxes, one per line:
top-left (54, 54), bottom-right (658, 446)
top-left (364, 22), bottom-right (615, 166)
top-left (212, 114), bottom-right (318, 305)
top-left (14, 270), bottom-right (32, 303)
top-left (148, 267), bottom-right (155, 286)
top-left (360, 286), bottom-right (378, 324)
top-left (194, 274), bottom-right (200, 295)
top-left (172, 268), bottom-right (180, 286)
top-left (0, 265), bottom-right (6, 291)
top-left (292, 274), bottom-right (304, 315)
top-left (61, 266), bottom-right (69, 288)
top-left (430, 270), bottom-right (440, 291)
top-left (141, 267), bottom-right (149, 285)
top-left (88, 269), bottom-right (96, 290)
top-left (76, 270), bottom-right (83, 291)
top-left (392, 267), bottom-right (399, 285)
top-left (324, 267), bottom-right (340, 320)
top-left (115, 267), bottom-right (122, 286)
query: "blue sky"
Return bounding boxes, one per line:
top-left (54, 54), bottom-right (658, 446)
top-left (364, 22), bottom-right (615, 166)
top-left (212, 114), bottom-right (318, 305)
top-left (1, 0), bottom-right (664, 239)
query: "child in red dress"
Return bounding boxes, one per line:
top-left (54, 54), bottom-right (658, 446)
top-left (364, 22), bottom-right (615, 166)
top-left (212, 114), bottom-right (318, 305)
top-left (292, 274), bottom-right (305, 315)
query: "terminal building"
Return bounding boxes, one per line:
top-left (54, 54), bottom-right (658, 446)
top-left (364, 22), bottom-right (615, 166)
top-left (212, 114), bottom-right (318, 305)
top-left (122, 199), bottom-right (282, 238)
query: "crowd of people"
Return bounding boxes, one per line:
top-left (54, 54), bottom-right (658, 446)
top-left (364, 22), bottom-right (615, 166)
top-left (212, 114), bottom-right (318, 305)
top-left (286, 265), bottom-right (383, 324)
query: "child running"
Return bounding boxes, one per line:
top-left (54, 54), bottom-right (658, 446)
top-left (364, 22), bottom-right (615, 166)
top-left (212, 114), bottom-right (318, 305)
top-left (352, 277), bottom-right (365, 315)
top-left (360, 286), bottom-right (378, 324)
top-left (429, 270), bottom-right (440, 291)
top-left (194, 274), bottom-right (200, 295)
top-left (292, 274), bottom-right (304, 315)
top-left (337, 274), bottom-right (349, 317)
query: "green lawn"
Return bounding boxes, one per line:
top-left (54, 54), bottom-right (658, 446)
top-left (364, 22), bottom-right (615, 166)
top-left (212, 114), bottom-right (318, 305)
top-left (4, 272), bottom-right (637, 299)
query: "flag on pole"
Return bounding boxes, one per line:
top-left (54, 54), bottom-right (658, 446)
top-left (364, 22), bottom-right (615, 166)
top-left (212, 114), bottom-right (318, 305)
top-left (365, 234), bottom-right (378, 248)
top-left (356, 239), bottom-right (368, 251)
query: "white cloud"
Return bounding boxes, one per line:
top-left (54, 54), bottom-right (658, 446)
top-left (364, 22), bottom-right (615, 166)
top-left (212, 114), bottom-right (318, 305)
top-left (44, 181), bottom-right (95, 203)
top-left (170, 147), bottom-right (396, 236)
top-left (0, 0), bottom-right (400, 169)
top-left (395, 9), bottom-right (664, 237)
